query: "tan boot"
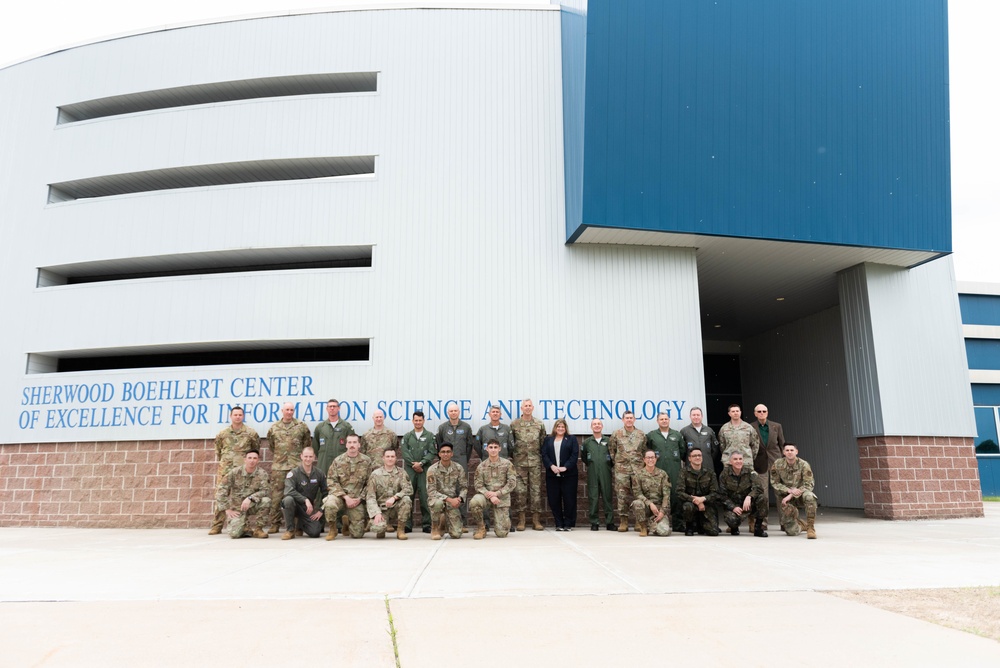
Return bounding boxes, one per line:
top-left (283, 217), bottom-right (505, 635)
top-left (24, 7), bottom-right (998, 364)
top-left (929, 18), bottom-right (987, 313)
top-left (281, 531), bottom-right (294, 540)
top-left (474, 519), bottom-right (487, 540)
top-left (516, 512), bottom-right (526, 532)
top-left (748, 516), bottom-right (756, 532)
top-left (532, 512), bottom-right (544, 531)
top-left (208, 526), bottom-right (222, 536)
top-left (806, 512), bottom-right (817, 539)
top-left (341, 516), bottom-right (350, 537)
top-left (252, 529), bottom-right (269, 539)
top-left (638, 523), bottom-right (648, 537)
top-left (431, 515), bottom-right (442, 540)
top-left (397, 525), bottom-right (408, 540)
top-left (618, 517), bottom-right (629, 532)
top-left (268, 524), bottom-right (280, 534)
top-left (325, 528), bottom-right (337, 541)
top-left (797, 518), bottom-right (808, 531)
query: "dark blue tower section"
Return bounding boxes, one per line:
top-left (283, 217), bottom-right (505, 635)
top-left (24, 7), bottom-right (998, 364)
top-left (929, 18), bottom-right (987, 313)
top-left (567, 0), bottom-right (951, 252)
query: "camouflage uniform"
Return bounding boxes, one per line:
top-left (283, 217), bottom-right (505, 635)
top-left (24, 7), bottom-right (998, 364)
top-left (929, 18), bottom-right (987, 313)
top-left (609, 427), bottom-right (646, 520)
top-left (717, 464), bottom-right (767, 531)
top-left (470, 458), bottom-right (518, 537)
top-left (210, 424), bottom-right (260, 532)
top-left (427, 460), bottom-right (468, 538)
top-left (216, 464), bottom-right (271, 538)
top-left (630, 467), bottom-right (673, 536)
top-left (265, 418), bottom-right (312, 529)
top-left (676, 467), bottom-right (721, 535)
top-left (510, 416), bottom-right (547, 517)
top-left (581, 435), bottom-right (613, 526)
top-left (366, 466), bottom-right (413, 537)
top-left (313, 419), bottom-right (356, 475)
top-left (361, 427), bottom-right (400, 465)
top-left (323, 452), bottom-right (373, 538)
top-left (770, 457), bottom-right (818, 536)
top-left (401, 429), bottom-right (436, 531)
top-left (646, 428), bottom-right (686, 530)
top-left (719, 420), bottom-right (760, 468)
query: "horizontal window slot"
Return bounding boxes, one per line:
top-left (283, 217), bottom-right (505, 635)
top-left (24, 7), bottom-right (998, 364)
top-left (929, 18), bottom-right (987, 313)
top-left (38, 246), bottom-right (372, 287)
top-left (57, 72), bottom-right (378, 123)
top-left (48, 156), bottom-right (375, 202)
top-left (27, 340), bottom-right (370, 374)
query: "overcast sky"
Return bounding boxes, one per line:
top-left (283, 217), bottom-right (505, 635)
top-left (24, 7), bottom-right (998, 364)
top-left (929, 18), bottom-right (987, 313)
top-left (2, 0), bottom-right (996, 283)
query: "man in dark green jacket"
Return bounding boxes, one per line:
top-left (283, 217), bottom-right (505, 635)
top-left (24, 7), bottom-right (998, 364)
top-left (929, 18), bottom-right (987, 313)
top-left (646, 412), bottom-right (686, 531)
top-left (313, 398), bottom-right (356, 475)
top-left (581, 419), bottom-right (614, 530)
top-left (401, 410), bottom-right (436, 533)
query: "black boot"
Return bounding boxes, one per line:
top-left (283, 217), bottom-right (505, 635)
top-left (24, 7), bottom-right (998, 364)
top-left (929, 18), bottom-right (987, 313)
top-left (754, 520), bottom-right (768, 538)
top-left (684, 522), bottom-right (695, 537)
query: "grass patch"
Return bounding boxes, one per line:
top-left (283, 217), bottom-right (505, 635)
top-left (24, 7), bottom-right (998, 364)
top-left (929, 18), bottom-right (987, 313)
top-left (983, 496), bottom-right (1000, 502)
top-left (385, 596), bottom-right (401, 668)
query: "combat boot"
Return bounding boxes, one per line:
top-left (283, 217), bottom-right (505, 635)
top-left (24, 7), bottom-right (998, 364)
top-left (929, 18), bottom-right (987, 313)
top-left (754, 521), bottom-right (768, 538)
top-left (516, 512), bottom-right (526, 532)
top-left (281, 531), bottom-right (294, 540)
top-left (685, 522), bottom-right (695, 537)
top-left (474, 518), bottom-right (487, 540)
top-left (341, 516), bottom-right (350, 537)
top-left (252, 529), bottom-right (269, 539)
top-left (376, 529), bottom-right (386, 539)
top-left (798, 518), bottom-right (808, 531)
top-left (806, 511), bottom-right (817, 539)
top-left (532, 512), bottom-right (544, 530)
top-left (618, 518), bottom-right (629, 532)
top-left (325, 527), bottom-right (337, 541)
top-left (638, 522), bottom-right (648, 537)
top-left (208, 526), bottom-right (222, 536)
top-left (747, 517), bottom-right (755, 532)
top-left (268, 524), bottom-right (280, 534)
top-left (730, 525), bottom-right (740, 536)
top-left (431, 516), bottom-right (442, 540)
top-left (397, 525), bottom-right (408, 540)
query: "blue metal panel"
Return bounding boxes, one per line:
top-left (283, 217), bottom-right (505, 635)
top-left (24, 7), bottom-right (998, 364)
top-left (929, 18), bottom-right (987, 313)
top-left (571, 0), bottom-right (951, 252)
top-left (977, 456), bottom-right (1000, 497)
top-left (965, 340), bottom-right (1000, 371)
top-left (959, 294), bottom-right (1000, 326)
top-left (972, 384), bottom-right (1000, 406)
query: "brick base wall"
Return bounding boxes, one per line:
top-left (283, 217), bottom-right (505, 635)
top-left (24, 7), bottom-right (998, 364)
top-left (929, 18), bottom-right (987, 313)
top-left (0, 440), bottom-right (609, 529)
top-left (857, 436), bottom-right (984, 520)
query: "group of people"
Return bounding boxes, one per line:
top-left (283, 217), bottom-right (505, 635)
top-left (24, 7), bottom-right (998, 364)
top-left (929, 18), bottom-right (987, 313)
top-left (211, 398), bottom-right (819, 542)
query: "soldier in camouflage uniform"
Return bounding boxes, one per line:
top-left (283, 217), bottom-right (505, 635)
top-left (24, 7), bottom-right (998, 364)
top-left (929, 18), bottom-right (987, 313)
top-left (770, 444), bottom-right (818, 539)
top-left (434, 403), bottom-right (475, 531)
top-left (209, 406), bottom-right (261, 535)
top-left (630, 451), bottom-right (672, 537)
top-left (313, 398), bottom-right (356, 476)
top-left (323, 434), bottom-right (373, 540)
top-left (719, 403), bottom-right (760, 469)
top-left (426, 443), bottom-right (467, 539)
top-left (216, 449), bottom-right (270, 539)
top-left (265, 402), bottom-right (312, 532)
top-left (717, 452), bottom-right (767, 537)
top-left (362, 408), bottom-right (400, 465)
top-left (646, 412), bottom-right (686, 532)
top-left (366, 449), bottom-right (412, 540)
top-left (510, 398), bottom-right (547, 531)
top-left (676, 450), bottom-right (721, 536)
top-left (609, 411), bottom-right (646, 532)
top-left (581, 419), bottom-right (614, 531)
top-left (401, 410), bottom-right (436, 533)
top-left (469, 440), bottom-right (518, 538)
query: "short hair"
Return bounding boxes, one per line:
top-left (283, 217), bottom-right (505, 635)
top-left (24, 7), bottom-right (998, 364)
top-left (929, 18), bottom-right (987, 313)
top-left (489, 405), bottom-right (501, 412)
top-left (728, 403), bottom-right (741, 411)
top-left (622, 410), bottom-right (634, 417)
top-left (689, 407), bottom-right (703, 414)
top-left (656, 412), bottom-right (670, 418)
top-left (643, 450), bottom-right (657, 459)
top-left (327, 398), bottom-right (340, 404)
top-left (230, 406), bottom-right (244, 414)
top-left (346, 434), bottom-right (361, 442)
top-left (246, 449), bottom-right (260, 457)
top-left (487, 439), bottom-right (501, 447)
top-left (688, 449), bottom-right (703, 457)
top-left (412, 410), bottom-right (425, 418)
top-left (302, 445), bottom-right (315, 455)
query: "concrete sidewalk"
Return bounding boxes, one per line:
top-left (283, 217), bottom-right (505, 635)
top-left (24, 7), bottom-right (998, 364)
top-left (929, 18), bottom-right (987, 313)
top-left (2, 506), bottom-right (999, 666)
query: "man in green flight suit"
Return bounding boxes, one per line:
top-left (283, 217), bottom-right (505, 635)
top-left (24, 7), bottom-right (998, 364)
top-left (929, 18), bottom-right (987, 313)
top-left (646, 412), bottom-right (686, 531)
top-left (401, 410), bottom-right (436, 533)
top-left (581, 418), bottom-right (614, 531)
top-left (313, 398), bottom-right (356, 476)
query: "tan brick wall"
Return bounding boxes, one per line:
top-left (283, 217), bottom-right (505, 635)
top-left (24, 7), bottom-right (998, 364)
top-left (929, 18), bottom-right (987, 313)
top-left (857, 436), bottom-right (984, 520)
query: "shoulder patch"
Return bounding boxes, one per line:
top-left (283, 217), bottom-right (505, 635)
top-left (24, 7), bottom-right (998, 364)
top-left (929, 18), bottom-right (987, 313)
top-left (285, 471), bottom-right (294, 478)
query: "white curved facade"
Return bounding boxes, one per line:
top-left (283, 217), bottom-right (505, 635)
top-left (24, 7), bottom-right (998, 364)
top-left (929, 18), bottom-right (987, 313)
top-left (0, 6), bottom-right (705, 443)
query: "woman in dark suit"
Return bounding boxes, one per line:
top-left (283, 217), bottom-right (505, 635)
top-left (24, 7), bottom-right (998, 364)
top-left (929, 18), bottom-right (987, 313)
top-left (541, 418), bottom-right (579, 531)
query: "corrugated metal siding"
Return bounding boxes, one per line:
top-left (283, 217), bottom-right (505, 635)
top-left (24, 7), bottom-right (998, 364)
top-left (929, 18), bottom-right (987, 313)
top-left (0, 8), bottom-right (708, 443)
top-left (575, 0), bottom-right (951, 251)
top-left (742, 307), bottom-right (862, 508)
top-left (862, 257), bottom-right (976, 437)
top-left (837, 264), bottom-right (883, 437)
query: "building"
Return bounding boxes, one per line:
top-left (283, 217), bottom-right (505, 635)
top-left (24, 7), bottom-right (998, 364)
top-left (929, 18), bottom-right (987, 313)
top-left (958, 282), bottom-right (1000, 496)
top-left (0, 1), bottom-right (981, 527)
